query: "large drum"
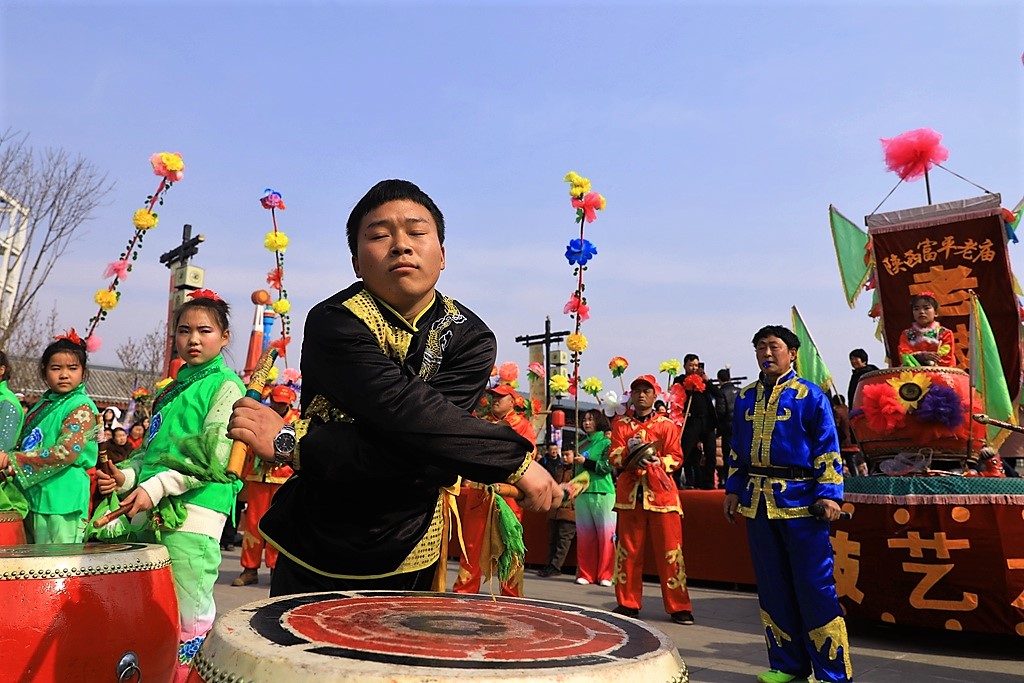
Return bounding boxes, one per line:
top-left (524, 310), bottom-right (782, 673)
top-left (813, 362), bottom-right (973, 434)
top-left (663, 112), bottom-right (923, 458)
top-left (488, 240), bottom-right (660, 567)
top-left (0, 542), bottom-right (180, 683)
top-left (0, 509), bottom-right (27, 545)
top-left (188, 591), bottom-right (687, 683)
top-left (850, 366), bottom-right (986, 468)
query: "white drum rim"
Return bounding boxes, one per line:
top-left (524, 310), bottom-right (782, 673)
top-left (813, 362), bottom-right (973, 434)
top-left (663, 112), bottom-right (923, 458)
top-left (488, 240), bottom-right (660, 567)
top-left (0, 542), bottom-right (171, 579)
top-left (194, 591), bottom-right (687, 683)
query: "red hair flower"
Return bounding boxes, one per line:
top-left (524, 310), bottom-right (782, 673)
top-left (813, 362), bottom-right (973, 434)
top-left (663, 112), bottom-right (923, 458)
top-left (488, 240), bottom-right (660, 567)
top-left (188, 289), bottom-right (223, 302)
top-left (55, 328), bottom-right (83, 345)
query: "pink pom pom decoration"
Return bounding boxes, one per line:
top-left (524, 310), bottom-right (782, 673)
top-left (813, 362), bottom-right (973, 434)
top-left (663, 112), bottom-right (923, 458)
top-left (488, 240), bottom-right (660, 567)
top-left (85, 334), bottom-right (102, 353)
top-left (880, 128), bottom-right (949, 181)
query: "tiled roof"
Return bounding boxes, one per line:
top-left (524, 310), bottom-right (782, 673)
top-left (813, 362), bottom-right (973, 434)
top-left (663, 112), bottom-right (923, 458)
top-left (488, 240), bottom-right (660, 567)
top-left (6, 356), bottom-right (161, 411)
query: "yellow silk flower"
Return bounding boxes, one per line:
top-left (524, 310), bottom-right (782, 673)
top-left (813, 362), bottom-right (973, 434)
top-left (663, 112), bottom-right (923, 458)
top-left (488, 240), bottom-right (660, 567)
top-left (581, 376), bottom-right (603, 395)
top-left (94, 289), bottom-right (118, 311)
top-left (563, 171), bottom-right (591, 198)
top-left (272, 299), bottom-right (291, 315)
top-left (132, 208), bottom-right (159, 230)
top-left (264, 231), bottom-right (289, 252)
top-left (549, 374), bottom-right (570, 394)
top-left (566, 333), bottom-right (588, 353)
top-left (660, 359), bottom-right (681, 376)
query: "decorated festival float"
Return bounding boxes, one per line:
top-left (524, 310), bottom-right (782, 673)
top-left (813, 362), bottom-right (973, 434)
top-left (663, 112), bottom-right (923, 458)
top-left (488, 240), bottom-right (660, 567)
top-left (827, 129), bottom-right (1024, 637)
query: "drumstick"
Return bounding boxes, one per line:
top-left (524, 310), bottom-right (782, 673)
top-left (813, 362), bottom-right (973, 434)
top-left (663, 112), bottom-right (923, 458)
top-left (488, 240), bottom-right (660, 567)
top-left (226, 347), bottom-right (279, 478)
top-left (491, 471), bottom-right (590, 504)
top-left (972, 413), bottom-right (1024, 435)
top-left (92, 500), bottom-right (133, 528)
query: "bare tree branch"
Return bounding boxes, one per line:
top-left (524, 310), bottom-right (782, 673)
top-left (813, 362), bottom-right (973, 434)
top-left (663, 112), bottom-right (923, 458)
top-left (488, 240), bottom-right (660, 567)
top-left (6, 299), bottom-right (60, 362)
top-left (0, 129), bottom-right (115, 347)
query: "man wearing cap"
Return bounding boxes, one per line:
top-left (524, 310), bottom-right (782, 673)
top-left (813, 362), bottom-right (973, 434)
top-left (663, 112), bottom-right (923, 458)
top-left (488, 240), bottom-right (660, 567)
top-left (232, 384), bottom-right (299, 587)
top-left (608, 374), bottom-right (695, 625)
top-left (453, 376), bottom-right (536, 596)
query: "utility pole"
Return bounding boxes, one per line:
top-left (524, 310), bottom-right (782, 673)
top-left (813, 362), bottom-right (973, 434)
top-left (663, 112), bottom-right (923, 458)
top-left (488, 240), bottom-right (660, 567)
top-left (515, 316), bottom-right (570, 444)
top-left (159, 224), bottom-right (205, 377)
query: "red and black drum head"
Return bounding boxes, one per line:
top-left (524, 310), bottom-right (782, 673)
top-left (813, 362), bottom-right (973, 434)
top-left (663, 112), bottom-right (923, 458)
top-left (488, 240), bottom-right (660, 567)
top-left (189, 591), bottom-right (687, 682)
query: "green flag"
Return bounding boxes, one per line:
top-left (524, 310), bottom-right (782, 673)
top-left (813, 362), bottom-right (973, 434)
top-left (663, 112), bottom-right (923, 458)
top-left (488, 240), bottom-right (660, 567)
top-left (969, 293), bottom-right (1016, 448)
top-left (829, 204), bottom-right (871, 308)
top-left (791, 306), bottom-right (834, 393)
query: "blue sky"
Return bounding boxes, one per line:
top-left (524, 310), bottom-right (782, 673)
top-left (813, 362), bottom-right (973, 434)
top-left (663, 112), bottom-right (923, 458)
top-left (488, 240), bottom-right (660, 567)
top-left (1, 0), bottom-right (1022, 392)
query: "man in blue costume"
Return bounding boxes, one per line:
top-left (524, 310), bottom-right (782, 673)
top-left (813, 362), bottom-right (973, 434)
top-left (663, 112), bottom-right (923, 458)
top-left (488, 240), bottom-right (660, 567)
top-left (724, 325), bottom-right (852, 683)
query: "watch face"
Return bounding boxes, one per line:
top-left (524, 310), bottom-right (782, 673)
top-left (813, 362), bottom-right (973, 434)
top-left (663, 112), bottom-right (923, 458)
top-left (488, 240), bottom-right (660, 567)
top-left (274, 432), bottom-right (297, 453)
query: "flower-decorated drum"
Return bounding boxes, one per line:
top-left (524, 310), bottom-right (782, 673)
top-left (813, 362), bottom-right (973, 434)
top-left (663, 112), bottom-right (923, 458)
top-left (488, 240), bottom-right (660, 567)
top-left (850, 366), bottom-right (985, 467)
top-left (0, 542), bottom-right (180, 682)
top-left (188, 591), bottom-right (687, 683)
top-left (0, 509), bottom-right (27, 545)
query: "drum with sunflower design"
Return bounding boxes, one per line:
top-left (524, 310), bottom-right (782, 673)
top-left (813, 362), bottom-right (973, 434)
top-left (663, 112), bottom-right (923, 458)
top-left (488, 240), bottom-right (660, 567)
top-left (849, 366), bottom-right (985, 467)
top-left (0, 542), bottom-right (180, 682)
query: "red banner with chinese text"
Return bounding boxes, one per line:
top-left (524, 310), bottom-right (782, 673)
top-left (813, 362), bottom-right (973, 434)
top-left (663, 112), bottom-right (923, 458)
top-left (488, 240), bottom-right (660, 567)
top-left (869, 202), bottom-right (1020, 399)
top-left (833, 490), bottom-right (1024, 636)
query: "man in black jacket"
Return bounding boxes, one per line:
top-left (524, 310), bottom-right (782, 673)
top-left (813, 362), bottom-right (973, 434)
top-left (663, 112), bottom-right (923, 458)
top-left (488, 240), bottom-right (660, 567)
top-left (847, 348), bottom-right (879, 408)
top-left (675, 354), bottom-right (721, 490)
top-left (228, 179), bottom-right (562, 596)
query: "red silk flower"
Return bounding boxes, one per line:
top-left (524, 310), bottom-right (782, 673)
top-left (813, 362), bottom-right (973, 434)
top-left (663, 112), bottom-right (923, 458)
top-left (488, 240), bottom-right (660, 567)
top-left (571, 191), bottom-right (606, 223)
top-left (880, 128), bottom-right (948, 181)
top-left (563, 293), bottom-right (590, 322)
top-left (860, 382), bottom-right (907, 432)
top-left (682, 374), bottom-right (706, 392)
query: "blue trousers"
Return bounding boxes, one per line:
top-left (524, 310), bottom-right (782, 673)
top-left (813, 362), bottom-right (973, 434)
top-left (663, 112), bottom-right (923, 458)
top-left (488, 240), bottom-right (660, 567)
top-left (746, 513), bottom-right (853, 682)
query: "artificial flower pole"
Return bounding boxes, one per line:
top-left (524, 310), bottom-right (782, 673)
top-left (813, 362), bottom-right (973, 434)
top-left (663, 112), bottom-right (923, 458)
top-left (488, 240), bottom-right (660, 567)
top-left (261, 188), bottom-right (292, 361)
top-left (83, 152), bottom-right (184, 350)
top-left (562, 171), bottom-right (606, 449)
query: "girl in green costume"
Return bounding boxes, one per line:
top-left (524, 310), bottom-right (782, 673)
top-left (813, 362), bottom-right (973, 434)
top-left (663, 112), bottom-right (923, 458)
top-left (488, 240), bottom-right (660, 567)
top-left (0, 351), bottom-right (28, 518)
top-left (0, 333), bottom-right (98, 543)
top-left (98, 291), bottom-right (243, 679)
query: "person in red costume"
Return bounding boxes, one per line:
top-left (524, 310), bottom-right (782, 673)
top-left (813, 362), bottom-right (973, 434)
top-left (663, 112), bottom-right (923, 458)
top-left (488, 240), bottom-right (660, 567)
top-left (609, 374), bottom-right (695, 625)
top-left (232, 384), bottom-right (299, 586)
top-left (897, 292), bottom-right (955, 367)
top-left (453, 376), bottom-right (536, 596)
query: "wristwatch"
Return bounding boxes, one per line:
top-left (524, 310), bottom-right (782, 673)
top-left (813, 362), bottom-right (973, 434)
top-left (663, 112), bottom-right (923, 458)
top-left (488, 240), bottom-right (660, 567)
top-left (273, 424), bottom-right (297, 463)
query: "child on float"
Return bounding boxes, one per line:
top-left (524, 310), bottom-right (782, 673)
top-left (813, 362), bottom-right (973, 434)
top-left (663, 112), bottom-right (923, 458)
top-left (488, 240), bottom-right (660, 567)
top-left (897, 292), bottom-right (955, 367)
top-left (0, 332), bottom-right (98, 543)
top-left (97, 290), bottom-right (243, 678)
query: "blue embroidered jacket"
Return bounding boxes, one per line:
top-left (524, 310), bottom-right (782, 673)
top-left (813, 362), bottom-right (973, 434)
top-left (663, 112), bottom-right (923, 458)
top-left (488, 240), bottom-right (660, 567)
top-left (725, 369), bottom-right (843, 519)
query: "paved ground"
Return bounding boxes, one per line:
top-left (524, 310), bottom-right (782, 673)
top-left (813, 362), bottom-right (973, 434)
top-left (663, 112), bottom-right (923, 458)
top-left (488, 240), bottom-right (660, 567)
top-left (213, 549), bottom-right (1022, 682)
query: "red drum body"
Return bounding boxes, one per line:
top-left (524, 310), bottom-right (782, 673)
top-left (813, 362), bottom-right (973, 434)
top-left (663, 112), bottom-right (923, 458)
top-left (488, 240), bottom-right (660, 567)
top-left (0, 542), bottom-right (180, 683)
top-left (851, 367), bottom-right (985, 467)
top-left (0, 509), bottom-right (27, 545)
top-left (188, 591), bottom-right (687, 683)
